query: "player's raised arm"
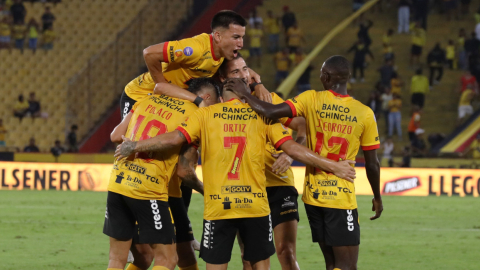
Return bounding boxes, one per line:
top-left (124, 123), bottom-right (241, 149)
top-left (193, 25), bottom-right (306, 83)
top-left (110, 111), bottom-right (133, 143)
top-left (114, 130), bottom-right (187, 160)
top-left (177, 144), bottom-right (204, 195)
top-left (224, 78), bottom-right (292, 119)
top-left (364, 149), bottom-right (383, 220)
top-left (279, 140), bottom-right (356, 182)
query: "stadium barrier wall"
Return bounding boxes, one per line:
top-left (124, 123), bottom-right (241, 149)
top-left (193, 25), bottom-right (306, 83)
top-left (1, 162), bottom-right (479, 197)
top-left (277, 0), bottom-right (379, 97)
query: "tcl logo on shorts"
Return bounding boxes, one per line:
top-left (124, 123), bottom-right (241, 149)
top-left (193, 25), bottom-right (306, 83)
top-left (347, 210), bottom-right (354, 231)
top-left (150, 200), bottom-right (162, 230)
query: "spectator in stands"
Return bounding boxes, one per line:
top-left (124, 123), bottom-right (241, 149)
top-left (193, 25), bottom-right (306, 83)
top-left (378, 59), bottom-right (395, 88)
top-left (444, 0), bottom-right (459, 21)
top-left (460, 0), bottom-right (471, 15)
top-left (297, 63), bottom-right (313, 94)
top-left (24, 137), bottom-right (39, 152)
top-left (2, 0), bottom-right (13, 16)
top-left (411, 128), bottom-right (427, 157)
top-left (274, 48), bottom-right (291, 88)
top-left (388, 92), bottom-right (402, 140)
top-left (0, 17), bottom-right (11, 51)
top-left (10, 0), bottom-right (26, 24)
top-left (13, 94), bottom-right (29, 122)
top-left (467, 133), bottom-right (480, 159)
top-left (247, 22), bottom-right (263, 68)
top-left (413, 0), bottom-right (429, 29)
top-left (410, 21), bottom-right (426, 67)
top-left (50, 139), bottom-right (65, 160)
top-left (457, 28), bottom-right (467, 70)
top-left (397, 0), bottom-right (411, 34)
top-left (357, 19), bottom-right (373, 47)
top-left (247, 9), bottom-right (262, 28)
top-left (281, 5), bottom-right (296, 34)
top-left (291, 47), bottom-right (306, 66)
top-left (367, 91), bottom-right (381, 118)
top-left (27, 92), bottom-right (41, 118)
top-left (352, 0), bottom-right (365, 12)
top-left (380, 86), bottom-right (393, 134)
top-left (381, 136), bottom-right (394, 167)
top-left (428, 132), bottom-right (445, 149)
top-left (67, 124), bottom-right (78, 152)
top-left (264, 10), bottom-right (280, 53)
top-left (390, 72), bottom-right (403, 95)
top-left (27, 18), bottom-right (39, 53)
top-left (410, 68), bottom-right (429, 108)
top-left (286, 22), bottom-right (305, 54)
top-left (408, 105), bottom-right (421, 143)
top-left (12, 21), bottom-right (26, 53)
top-left (382, 29), bottom-right (394, 61)
top-left (458, 85), bottom-right (475, 122)
top-left (446, 40), bottom-right (456, 69)
top-left (396, 146), bottom-right (411, 167)
top-left (459, 70), bottom-right (478, 93)
top-left (42, 25), bottom-right (55, 51)
top-left (0, 119), bottom-right (7, 147)
top-left (348, 39), bottom-right (374, 83)
top-left (464, 32), bottom-right (479, 57)
top-left (41, 6), bottom-right (55, 31)
top-left (427, 43), bottom-right (446, 86)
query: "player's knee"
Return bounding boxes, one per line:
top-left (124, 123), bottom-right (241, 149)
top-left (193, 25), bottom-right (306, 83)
top-left (276, 242), bottom-right (296, 264)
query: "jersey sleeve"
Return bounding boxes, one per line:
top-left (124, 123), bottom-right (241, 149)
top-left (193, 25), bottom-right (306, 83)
top-left (271, 92), bottom-right (294, 127)
top-left (176, 109), bottom-right (204, 144)
top-left (266, 121), bottom-right (293, 150)
top-left (130, 96), bottom-right (150, 113)
top-left (163, 35), bottom-right (203, 65)
top-left (360, 109), bottom-right (380, 151)
top-left (285, 90), bottom-right (315, 118)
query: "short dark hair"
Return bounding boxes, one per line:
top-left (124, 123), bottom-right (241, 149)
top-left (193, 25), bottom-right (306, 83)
top-left (218, 52), bottom-right (244, 78)
top-left (71, 124), bottom-right (78, 130)
top-left (211, 10), bottom-right (247, 31)
top-left (187, 77), bottom-right (221, 99)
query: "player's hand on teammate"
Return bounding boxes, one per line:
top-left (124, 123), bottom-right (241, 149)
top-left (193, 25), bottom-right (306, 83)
top-left (114, 135), bottom-right (137, 161)
top-left (370, 197), bottom-right (383, 220)
top-left (224, 78), bottom-right (251, 98)
top-left (271, 152), bottom-right (293, 174)
top-left (333, 160), bottom-right (356, 182)
top-left (253, 84), bottom-right (273, 103)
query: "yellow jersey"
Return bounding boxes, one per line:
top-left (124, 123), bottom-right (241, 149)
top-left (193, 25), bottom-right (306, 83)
top-left (446, 45), bottom-right (455, 60)
top-left (472, 140), bottom-right (480, 159)
top-left (108, 95), bottom-right (198, 201)
top-left (265, 93), bottom-right (294, 187)
top-left (43, 30), bottom-right (55, 43)
top-left (12, 24), bottom-right (26, 40)
top-left (382, 34), bottom-right (391, 46)
top-left (287, 27), bottom-right (302, 47)
top-left (0, 23), bottom-right (10, 37)
top-left (275, 52), bottom-right (290, 71)
top-left (177, 98), bottom-right (293, 220)
top-left (125, 33), bottom-right (223, 101)
top-left (388, 99), bottom-right (402, 113)
top-left (264, 17), bottom-right (280, 34)
top-left (391, 78), bottom-right (402, 95)
top-left (411, 75), bottom-right (429, 94)
top-left (285, 90), bottom-right (380, 210)
top-left (411, 27), bottom-right (426, 46)
top-left (459, 89), bottom-right (474, 106)
top-left (248, 28), bottom-right (263, 48)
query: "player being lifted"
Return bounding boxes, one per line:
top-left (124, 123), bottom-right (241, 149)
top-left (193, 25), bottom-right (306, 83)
top-left (115, 78), bottom-right (356, 270)
top-left (104, 78), bottom-right (220, 270)
top-left (216, 54), bottom-right (305, 270)
top-left (120, 10), bottom-right (271, 120)
top-left (227, 55), bottom-right (384, 270)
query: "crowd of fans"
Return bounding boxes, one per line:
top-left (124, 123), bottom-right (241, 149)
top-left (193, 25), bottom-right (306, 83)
top-left (0, 0), bottom-right (57, 53)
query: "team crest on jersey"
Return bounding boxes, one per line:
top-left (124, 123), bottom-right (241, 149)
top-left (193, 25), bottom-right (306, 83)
top-left (184, 47), bottom-right (194, 56)
top-left (175, 49), bottom-right (183, 57)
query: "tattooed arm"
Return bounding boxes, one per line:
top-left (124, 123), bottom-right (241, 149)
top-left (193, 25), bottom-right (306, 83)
top-left (177, 144), bottom-right (204, 195)
top-left (114, 130), bottom-right (187, 160)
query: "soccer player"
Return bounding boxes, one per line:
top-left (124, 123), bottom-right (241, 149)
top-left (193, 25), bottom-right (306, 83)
top-left (120, 10), bottom-right (271, 119)
top-left (216, 54), bottom-right (305, 270)
top-left (226, 55), bottom-right (384, 270)
top-left (104, 78), bottom-right (220, 270)
top-left (114, 78), bottom-right (356, 270)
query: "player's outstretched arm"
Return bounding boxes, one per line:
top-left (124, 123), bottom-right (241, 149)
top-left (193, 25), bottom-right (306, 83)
top-left (177, 144), bottom-right (204, 195)
top-left (153, 82), bottom-right (199, 104)
top-left (279, 140), bottom-right (356, 182)
top-left (225, 78), bottom-right (292, 119)
top-left (364, 149), bottom-right (383, 220)
top-left (271, 117), bottom-right (306, 174)
top-left (110, 112), bottom-right (133, 143)
top-left (143, 43), bottom-right (168, 84)
top-left (114, 131), bottom-right (187, 160)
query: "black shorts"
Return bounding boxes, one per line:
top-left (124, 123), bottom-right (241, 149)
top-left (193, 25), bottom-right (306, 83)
top-left (103, 191), bottom-right (176, 244)
top-left (266, 186), bottom-right (299, 228)
top-left (169, 197), bottom-right (194, 243)
top-left (304, 204), bottom-right (360, 246)
top-left (411, 45), bottom-right (422, 56)
top-left (200, 215), bottom-right (275, 264)
top-left (120, 91), bottom-right (137, 120)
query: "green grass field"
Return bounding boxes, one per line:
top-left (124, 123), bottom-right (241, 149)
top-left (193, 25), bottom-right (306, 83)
top-left (0, 190), bottom-right (479, 269)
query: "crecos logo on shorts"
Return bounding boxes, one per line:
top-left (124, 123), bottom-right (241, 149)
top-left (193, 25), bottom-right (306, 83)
top-left (184, 47), bottom-right (193, 56)
top-left (150, 200), bottom-right (162, 230)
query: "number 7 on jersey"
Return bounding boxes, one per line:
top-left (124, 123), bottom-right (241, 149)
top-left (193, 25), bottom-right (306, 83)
top-left (224, 136), bottom-right (247, 180)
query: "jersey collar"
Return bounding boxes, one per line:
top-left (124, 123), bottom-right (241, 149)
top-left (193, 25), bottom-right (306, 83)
top-left (328, 90), bottom-right (350, 98)
top-left (226, 98), bottom-right (240, 102)
top-left (209, 34), bottom-right (220, 61)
